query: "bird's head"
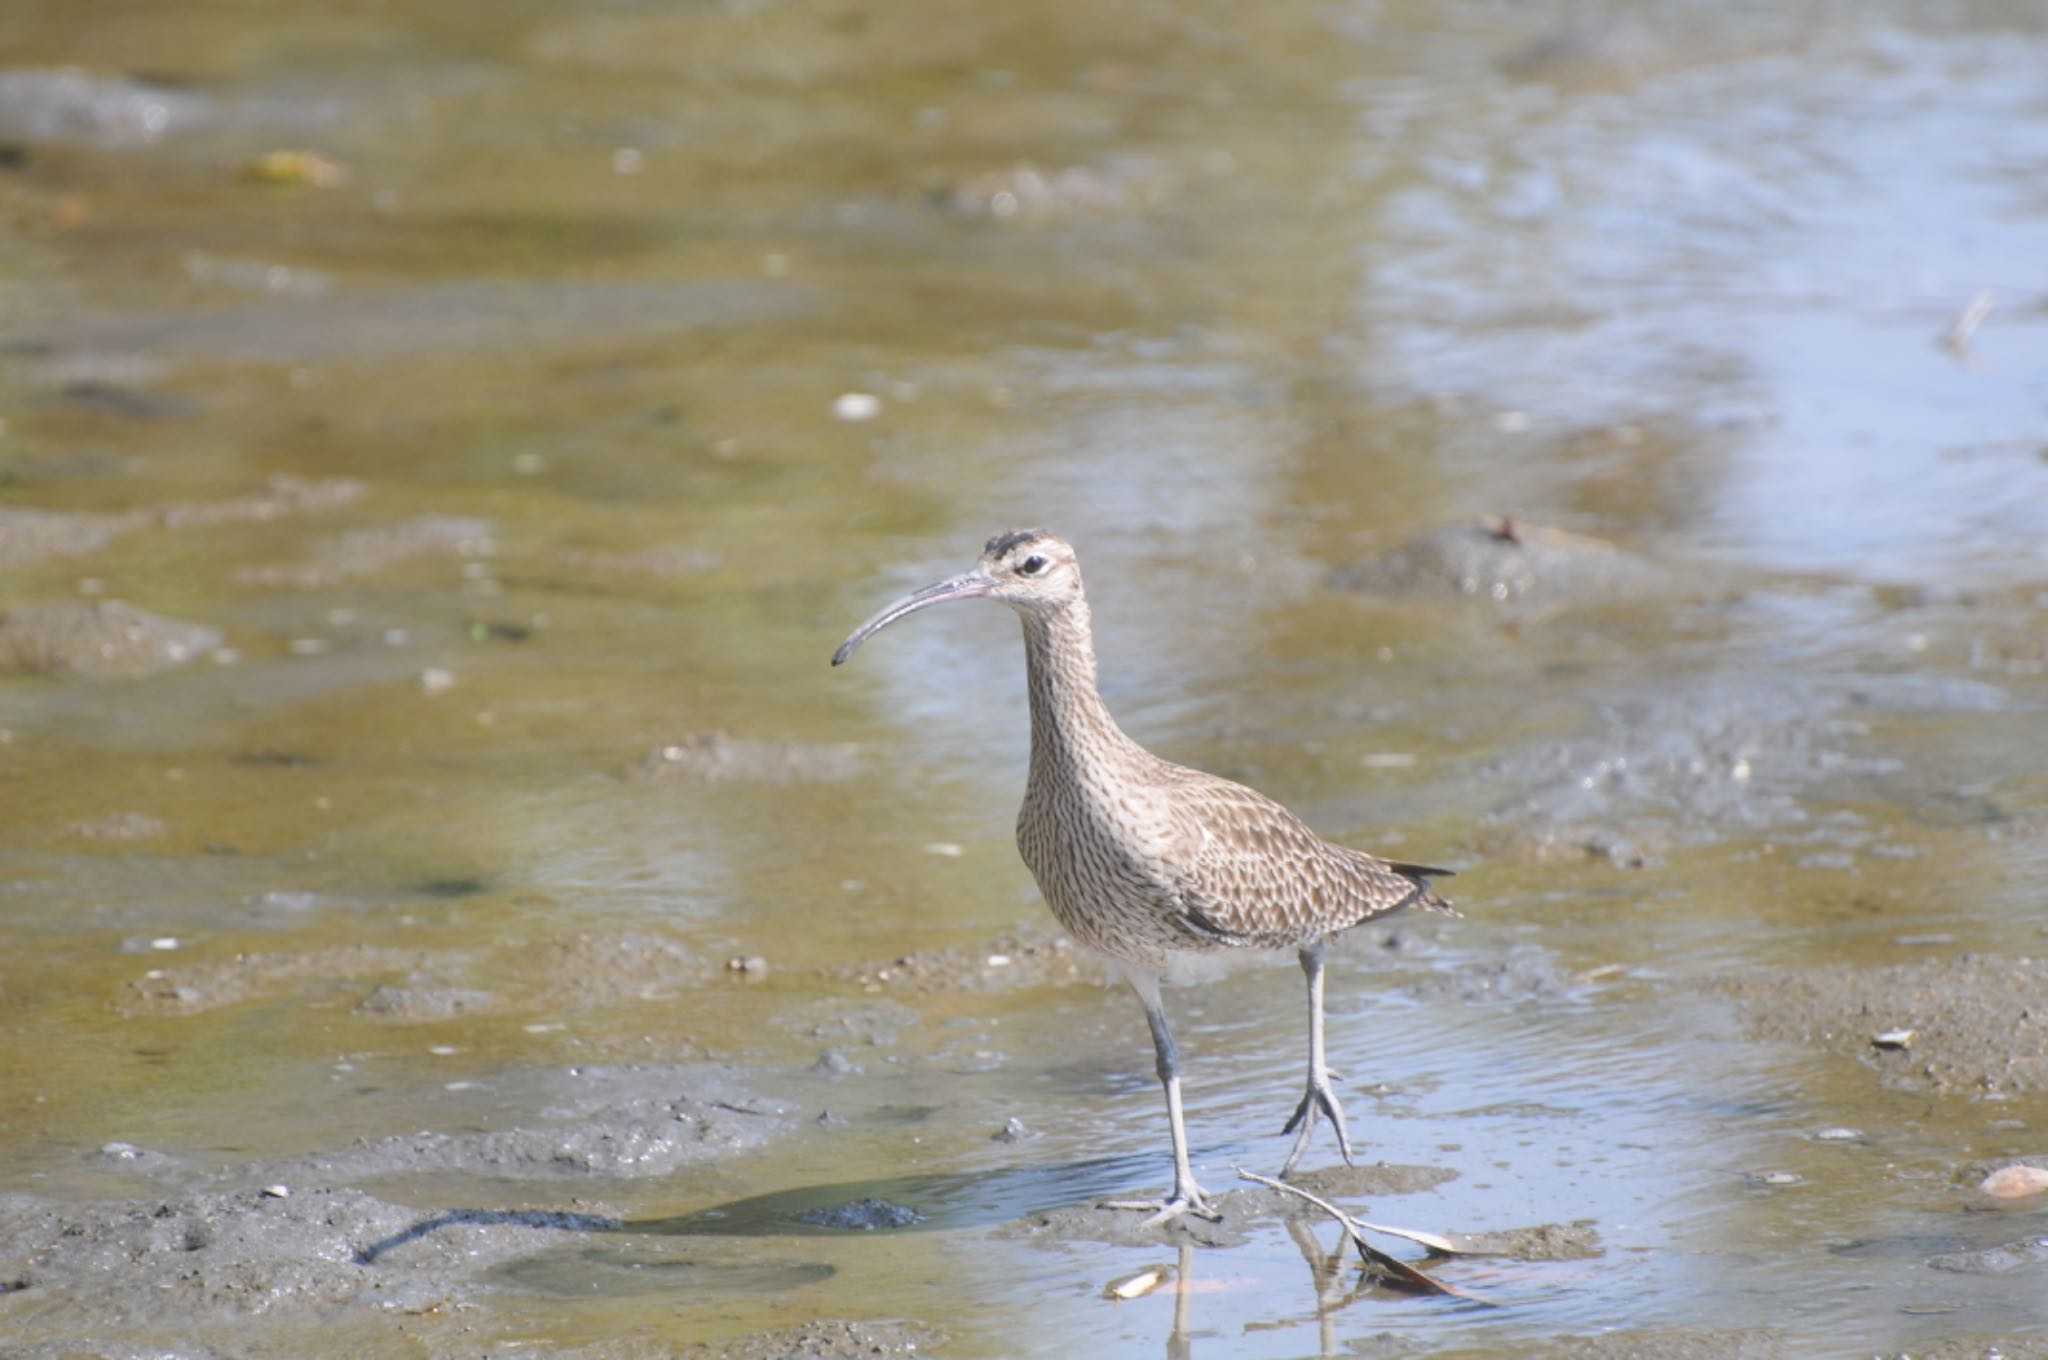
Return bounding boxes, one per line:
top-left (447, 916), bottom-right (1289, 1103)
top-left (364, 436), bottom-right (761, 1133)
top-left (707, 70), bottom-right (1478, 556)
top-left (831, 528), bottom-right (1081, 665)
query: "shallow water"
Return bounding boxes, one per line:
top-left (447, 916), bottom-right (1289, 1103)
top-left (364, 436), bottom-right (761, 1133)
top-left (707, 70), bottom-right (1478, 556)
top-left (2, 1), bottom-right (2046, 1355)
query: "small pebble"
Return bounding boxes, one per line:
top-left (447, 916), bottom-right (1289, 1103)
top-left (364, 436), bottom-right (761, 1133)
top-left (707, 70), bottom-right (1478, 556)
top-left (992, 1117), bottom-right (1037, 1144)
top-left (1980, 1165), bottom-right (2048, 1199)
top-left (1873, 1028), bottom-right (1915, 1049)
top-left (832, 392), bottom-right (882, 422)
top-left (260, 1184), bottom-right (290, 1199)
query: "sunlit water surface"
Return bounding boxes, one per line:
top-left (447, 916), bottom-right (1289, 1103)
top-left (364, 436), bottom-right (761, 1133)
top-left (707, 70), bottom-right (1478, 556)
top-left (1, 1), bottom-right (2045, 1355)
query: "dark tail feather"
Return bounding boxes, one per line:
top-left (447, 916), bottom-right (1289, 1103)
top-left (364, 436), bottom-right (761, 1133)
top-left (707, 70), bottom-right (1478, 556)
top-left (1387, 859), bottom-right (1458, 917)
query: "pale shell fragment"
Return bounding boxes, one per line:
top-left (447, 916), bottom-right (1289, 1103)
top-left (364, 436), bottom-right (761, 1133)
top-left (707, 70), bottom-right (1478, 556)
top-left (1103, 1264), bottom-right (1174, 1300)
top-left (1980, 1165), bottom-right (2048, 1199)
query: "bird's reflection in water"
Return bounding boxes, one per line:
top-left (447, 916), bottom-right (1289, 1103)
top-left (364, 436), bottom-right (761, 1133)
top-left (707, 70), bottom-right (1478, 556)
top-left (1162, 1221), bottom-right (1421, 1359)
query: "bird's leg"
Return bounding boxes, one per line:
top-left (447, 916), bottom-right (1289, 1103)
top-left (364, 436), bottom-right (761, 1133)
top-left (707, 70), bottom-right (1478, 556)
top-left (1102, 977), bottom-right (1222, 1225)
top-left (1279, 939), bottom-right (1354, 1177)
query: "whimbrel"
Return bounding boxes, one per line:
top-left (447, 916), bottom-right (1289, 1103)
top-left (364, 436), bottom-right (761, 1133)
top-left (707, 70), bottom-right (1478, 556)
top-left (832, 530), bottom-right (1454, 1223)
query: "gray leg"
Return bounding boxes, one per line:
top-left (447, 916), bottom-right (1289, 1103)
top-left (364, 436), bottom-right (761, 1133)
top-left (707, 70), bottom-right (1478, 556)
top-left (1279, 939), bottom-right (1354, 1176)
top-left (1102, 975), bottom-right (1221, 1224)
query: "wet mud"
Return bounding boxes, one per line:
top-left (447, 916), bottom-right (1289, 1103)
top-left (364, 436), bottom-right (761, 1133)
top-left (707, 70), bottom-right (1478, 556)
top-left (2, 2), bottom-right (2046, 1357)
top-left (1714, 954), bottom-right (2048, 1096)
top-left (0, 600), bottom-right (221, 677)
top-left (1330, 517), bottom-right (1687, 619)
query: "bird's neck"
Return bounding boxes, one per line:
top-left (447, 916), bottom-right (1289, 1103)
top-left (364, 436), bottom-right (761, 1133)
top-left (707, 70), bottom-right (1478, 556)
top-left (1019, 597), bottom-right (1139, 778)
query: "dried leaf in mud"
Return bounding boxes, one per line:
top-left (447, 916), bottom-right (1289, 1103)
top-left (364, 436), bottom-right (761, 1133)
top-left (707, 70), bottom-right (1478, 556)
top-left (1233, 1169), bottom-right (1492, 1304)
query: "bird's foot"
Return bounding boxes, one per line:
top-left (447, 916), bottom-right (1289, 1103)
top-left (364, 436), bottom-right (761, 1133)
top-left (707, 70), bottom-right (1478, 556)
top-left (1278, 1068), bottom-right (1354, 1178)
top-left (1101, 1184), bottom-right (1223, 1228)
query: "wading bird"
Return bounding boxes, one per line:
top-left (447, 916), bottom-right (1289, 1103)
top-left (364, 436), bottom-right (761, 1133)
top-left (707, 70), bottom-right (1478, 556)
top-left (833, 530), bottom-right (1453, 1223)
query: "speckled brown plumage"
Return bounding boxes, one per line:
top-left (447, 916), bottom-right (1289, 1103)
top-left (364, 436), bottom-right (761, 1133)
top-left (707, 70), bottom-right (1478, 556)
top-left (1013, 582), bottom-right (1448, 965)
top-left (833, 528), bottom-right (1455, 1223)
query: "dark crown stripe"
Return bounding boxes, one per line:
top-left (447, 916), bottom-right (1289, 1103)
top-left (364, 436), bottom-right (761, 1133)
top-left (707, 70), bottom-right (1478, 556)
top-left (985, 528), bottom-right (1048, 558)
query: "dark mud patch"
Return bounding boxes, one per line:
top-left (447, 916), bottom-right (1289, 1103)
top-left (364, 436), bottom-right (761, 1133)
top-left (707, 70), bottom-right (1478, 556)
top-left (777, 997), bottom-right (922, 1047)
top-left (524, 928), bottom-right (711, 1010)
top-left (237, 515), bottom-right (493, 589)
top-left (1447, 1218), bottom-right (1602, 1261)
top-left (0, 505), bottom-right (142, 568)
top-left (1470, 666), bottom-right (1978, 865)
top-left (242, 1064), bottom-right (792, 1188)
top-left (630, 731), bottom-right (863, 784)
top-left (829, 924), bottom-right (1106, 994)
top-left (118, 944), bottom-right (452, 1017)
top-left (0, 477), bottom-right (362, 570)
top-left (676, 1319), bottom-right (940, 1360)
top-left (1712, 953), bottom-right (2048, 1095)
top-left (157, 475), bottom-right (365, 530)
top-left (996, 1199), bottom-right (1249, 1249)
top-left (351, 982), bottom-right (496, 1021)
top-left (50, 378), bottom-right (200, 420)
top-left (121, 930), bottom-right (710, 1021)
top-left (0, 599), bottom-right (220, 678)
top-left (1512, 1329), bottom-right (1790, 1360)
top-left (1928, 1237), bottom-right (2048, 1276)
top-left (0, 1184), bottom-right (617, 1333)
top-left (1330, 517), bottom-right (1685, 618)
top-left (1874, 1340), bottom-right (2048, 1360)
top-left (1396, 943), bottom-right (1576, 1004)
top-left (0, 67), bottom-right (217, 149)
top-left (494, 1243), bottom-right (834, 1298)
top-left (1253, 1162), bottom-right (1461, 1205)
top-left (794, 1196), bottom-right (926, 1230)
top-left (1000, 1163), bottom-right (1457, 1250)
top-left (63, 810), bottom-right (168, 841)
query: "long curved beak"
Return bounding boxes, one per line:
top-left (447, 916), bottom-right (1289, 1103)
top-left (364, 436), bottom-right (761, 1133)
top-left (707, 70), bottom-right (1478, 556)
top-left (831, 570), bottom-right (996, 666)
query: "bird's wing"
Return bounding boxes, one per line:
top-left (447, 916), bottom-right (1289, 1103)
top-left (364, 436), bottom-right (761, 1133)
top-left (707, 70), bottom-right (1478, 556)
top-left (1154, 769), bottom-right (1452, 948)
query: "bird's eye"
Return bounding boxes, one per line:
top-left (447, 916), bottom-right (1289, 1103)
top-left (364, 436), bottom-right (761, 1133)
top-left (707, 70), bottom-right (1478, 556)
top-left (1019, 554), bottom-right (1047, 576)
